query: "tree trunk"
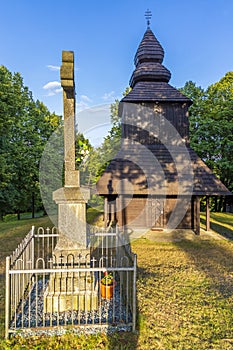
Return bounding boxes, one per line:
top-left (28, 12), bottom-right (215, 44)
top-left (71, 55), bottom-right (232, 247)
top-left (206, 196), bottom-right (210, 231)
top-left (17, 210), bottom-right (20, 220)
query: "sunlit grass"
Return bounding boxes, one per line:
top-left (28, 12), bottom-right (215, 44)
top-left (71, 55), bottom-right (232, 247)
top-left (132, 237), bottom-right (233, 349)
top-left (201, 212), bottom-right (233, 239)
top-left (211, 212), bottom-right (233, 226)
top-left (86, 206), bottom-right (104, 226)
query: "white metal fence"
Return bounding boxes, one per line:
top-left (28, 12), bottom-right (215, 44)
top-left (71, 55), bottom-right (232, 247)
top-left (5, 226), bottom-right (137, 338)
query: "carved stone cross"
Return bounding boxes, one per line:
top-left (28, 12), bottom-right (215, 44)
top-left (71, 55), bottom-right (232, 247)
top-left (46, 51), bottom-right (98, 314)
top-left (53, 51), bottom-right (90, 250)
top-left (60, 51), bottom-right (80, 187)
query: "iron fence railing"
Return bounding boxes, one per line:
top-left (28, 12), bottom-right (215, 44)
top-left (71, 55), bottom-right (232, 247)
top-left (5, 226), bottom-right (137, 338)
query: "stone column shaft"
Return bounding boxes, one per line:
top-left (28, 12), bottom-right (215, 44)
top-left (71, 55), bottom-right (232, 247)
top-left (53, 50), bottom-right (89, 249)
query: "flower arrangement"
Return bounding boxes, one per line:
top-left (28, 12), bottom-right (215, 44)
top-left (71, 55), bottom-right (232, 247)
top-left (101, 272), bottom-right (114, 286)
top-left (100, 272), bottom-right (115, 299)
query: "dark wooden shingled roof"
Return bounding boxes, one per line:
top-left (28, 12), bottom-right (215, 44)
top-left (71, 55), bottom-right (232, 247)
top-left (96, 145), bottom-right (231, 196)
top-left (122, 28), bottom-right (190, 103)
top-left (134, 28), bottom-right (164, 66)
top-left (123, 81), bottom-right (191, 102)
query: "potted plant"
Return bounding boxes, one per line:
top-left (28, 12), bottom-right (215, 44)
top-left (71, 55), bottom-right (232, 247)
top-left (100, 272), bottom-right (115, 299)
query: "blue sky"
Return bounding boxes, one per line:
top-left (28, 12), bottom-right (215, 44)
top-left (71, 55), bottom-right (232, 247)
top-left (1, 0), bottom-right (233, 138)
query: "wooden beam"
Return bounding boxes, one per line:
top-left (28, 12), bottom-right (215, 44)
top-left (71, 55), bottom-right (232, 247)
top-left (196, 196), bottom-right (200, 235)
top-left (191, 196), bottom-right (195, 230)
top-left (104, 197), bottom-right (108, 228)
top-left (206, 196), bottom-right (210, 231)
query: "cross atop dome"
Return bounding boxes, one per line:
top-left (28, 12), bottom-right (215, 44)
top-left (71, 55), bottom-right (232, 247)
top-left (145, 9), bottom-right (152, 28)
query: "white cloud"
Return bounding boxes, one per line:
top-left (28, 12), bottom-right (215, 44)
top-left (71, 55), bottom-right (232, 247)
top-left (43, 81), bottom-right (60, 89)
top-left (102, 91), bottom-right (115, 101)
top-left (47, 65), bottom-right (60, 71)
top-left (76, 95), bottom-right (92, 112)
top-left (76, 95), bottom-right (93, 111)
top-left (80, 95), bottom-right (92, 103)
top-left (76, 101), bottom-right (89, 112)
top-left (43, 81), bottom-right (62, 96)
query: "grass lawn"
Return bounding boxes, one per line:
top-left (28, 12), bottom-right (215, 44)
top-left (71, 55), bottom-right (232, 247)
top-left (0, 213), bottom-right (233, 349)
top-left (200, 212), bottom-right (233, 239)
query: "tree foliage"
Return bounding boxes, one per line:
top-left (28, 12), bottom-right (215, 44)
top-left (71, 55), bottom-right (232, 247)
top-left (0, 65), bottom-right (61, 219)
top-left (180, 73), bottom-right (233, 209)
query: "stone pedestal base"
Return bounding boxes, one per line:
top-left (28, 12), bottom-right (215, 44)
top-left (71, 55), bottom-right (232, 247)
top-left (44, 291), bottom-right (98, 313)
top-left (44, 248), bottom-right (99, 313)
top-left (44, 277), bottom-right (99, 313)
top-left (50, 185), bottom-right (94, 313)
top-left (53, 186), bottom-right (90, 248)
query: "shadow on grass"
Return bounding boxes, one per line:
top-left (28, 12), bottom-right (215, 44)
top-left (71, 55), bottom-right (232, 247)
top-left (172, 236), bottom-right (233, 300)
top-left (107, 330), bottom-right (139, 350)
top-left (200, 217), bottom-right (233, 240)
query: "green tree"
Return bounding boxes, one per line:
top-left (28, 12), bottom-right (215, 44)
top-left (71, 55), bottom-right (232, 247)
top-left (0, 65), bottom-right (61, 220)
top-left (180, 73), bottom-right (233, 210)
top-left (204, 73), bottom-right (233, 192)
top-left (75, 132), bottom-right (93, 185)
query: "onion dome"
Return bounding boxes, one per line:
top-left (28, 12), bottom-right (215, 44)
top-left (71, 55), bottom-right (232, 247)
top-left (134, 28), bottom-right (164, 65)
top-left (122, 16), bottom-right (191, 103)
top-left (130, 28), bottom-right (171, 88)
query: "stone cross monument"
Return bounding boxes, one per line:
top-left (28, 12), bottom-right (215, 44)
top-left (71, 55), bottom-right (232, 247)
top-left (53, 51), bottom-right (90, 252)
top-left (44, 52), bottom-right (97, 313)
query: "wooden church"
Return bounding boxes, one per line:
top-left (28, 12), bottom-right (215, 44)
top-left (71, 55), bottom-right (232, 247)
top-left (97, 18), bottom-right (231, 234)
